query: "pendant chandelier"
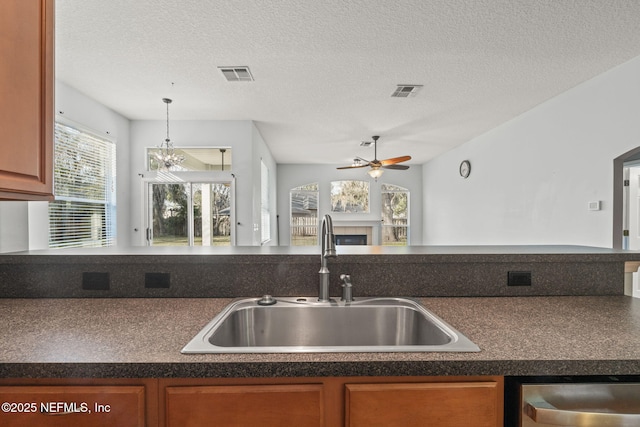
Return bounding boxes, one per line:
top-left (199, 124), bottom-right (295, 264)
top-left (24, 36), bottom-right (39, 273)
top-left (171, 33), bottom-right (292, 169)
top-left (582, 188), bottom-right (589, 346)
top-left (155, 97), bottom-right (184, 169)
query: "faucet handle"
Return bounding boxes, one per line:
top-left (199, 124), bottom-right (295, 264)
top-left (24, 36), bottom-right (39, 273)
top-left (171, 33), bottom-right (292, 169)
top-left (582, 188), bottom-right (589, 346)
top-left (340, 274), bottom-right (353, 302)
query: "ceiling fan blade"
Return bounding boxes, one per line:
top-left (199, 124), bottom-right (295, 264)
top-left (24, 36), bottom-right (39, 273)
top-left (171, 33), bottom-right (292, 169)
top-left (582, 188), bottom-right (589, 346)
top-left (336, 164), bottom-right (370, 170)
top-left (337, 156), bottom-right (372, 169)
top-left (380, 155), bottom-right (411, 166)
top-left (382, 164), bottom-right (410, 170)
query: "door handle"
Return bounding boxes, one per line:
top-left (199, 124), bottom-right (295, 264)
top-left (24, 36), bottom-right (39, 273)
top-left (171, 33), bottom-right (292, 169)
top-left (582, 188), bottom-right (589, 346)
top-left (525, 399), bottom-right (640, 426)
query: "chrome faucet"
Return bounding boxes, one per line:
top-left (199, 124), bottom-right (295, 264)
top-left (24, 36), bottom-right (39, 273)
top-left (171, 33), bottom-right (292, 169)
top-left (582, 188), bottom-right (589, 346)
top-left (318, 214), bottom-right (336, 302)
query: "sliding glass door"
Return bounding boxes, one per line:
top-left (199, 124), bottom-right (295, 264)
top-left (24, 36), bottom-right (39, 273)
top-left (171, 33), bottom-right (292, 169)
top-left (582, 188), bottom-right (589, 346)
top-left (147, 181), bottom-right (232, 246)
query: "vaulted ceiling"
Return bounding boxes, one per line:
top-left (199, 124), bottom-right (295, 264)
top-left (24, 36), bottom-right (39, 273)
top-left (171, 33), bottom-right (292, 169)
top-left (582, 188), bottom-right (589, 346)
top-left (56, 0), bottom-right (640, 165)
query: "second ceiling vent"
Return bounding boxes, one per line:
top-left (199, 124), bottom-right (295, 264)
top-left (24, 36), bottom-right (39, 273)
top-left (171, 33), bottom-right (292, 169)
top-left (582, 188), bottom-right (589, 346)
top-left (391, 85), bottom-right (423, 97)
top-left (219, 66), bottom-right (254, 82)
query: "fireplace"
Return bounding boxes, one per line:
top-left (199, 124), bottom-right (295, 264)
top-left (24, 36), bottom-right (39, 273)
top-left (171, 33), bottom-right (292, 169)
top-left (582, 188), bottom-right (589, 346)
top-left (333, 225), bottom-right (373, 245)
top-left (335, 234), bottom-right (367, 245)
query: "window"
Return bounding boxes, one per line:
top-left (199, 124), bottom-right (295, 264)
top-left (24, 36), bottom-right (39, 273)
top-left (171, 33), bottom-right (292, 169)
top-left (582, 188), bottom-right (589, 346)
top-left (49, 122), bottom-right (116, 248)
top-left (381, 184), bottom-right (409, 246)
top-left (331, 180), bottom-right (369, 213)
top-left (195, 183), bottom-right (232, 246)
top-left (146, 147), bottom-right (232, 171)
top-left (261, 160), bottom-right (270, 244)
top-left (290, 183), bottom-right (318, 246)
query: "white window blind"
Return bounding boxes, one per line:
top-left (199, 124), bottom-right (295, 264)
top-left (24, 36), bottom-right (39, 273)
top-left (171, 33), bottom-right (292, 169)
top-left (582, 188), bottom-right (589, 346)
top-left (49, 122), bottom-right (116, 248)
top-left (260, 160), bottom-right (270, 244)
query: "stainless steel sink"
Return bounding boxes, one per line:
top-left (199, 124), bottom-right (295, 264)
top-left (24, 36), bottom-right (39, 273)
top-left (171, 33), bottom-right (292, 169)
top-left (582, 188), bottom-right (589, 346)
top-left (182, 297), bottom-right (480, 353)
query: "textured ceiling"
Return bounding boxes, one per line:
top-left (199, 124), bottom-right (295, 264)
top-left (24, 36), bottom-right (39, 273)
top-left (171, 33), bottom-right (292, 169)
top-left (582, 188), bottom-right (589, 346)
top-left (55, 0), bottom-right (640, 165)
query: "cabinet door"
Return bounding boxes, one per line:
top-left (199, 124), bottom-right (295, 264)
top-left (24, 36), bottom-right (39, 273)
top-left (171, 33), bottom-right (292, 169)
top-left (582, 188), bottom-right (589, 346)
top-left (0, 0), bottom-right (54, 201)
top-left (345, 381), bottom-right (500, 427)
top-left (165, 384), bottom-right (324, 427)
top-left (0, 385), bottom-right (146, 427)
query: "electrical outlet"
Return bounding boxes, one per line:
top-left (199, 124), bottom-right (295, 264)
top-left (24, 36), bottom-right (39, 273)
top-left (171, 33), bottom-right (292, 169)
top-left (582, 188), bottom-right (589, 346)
top-left (145, 272), bottom-right (170, 288)
top-left (508, 271), bottom-right (532, 286)
top-left (82, 272), bottom-right (110, 290)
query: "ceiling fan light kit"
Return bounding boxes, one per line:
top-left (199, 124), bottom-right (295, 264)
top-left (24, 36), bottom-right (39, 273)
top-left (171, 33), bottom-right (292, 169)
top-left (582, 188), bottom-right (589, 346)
top-left (337, 135), bottom-right (411, 180)
top-left (368, 167), bottom-right (384, 179)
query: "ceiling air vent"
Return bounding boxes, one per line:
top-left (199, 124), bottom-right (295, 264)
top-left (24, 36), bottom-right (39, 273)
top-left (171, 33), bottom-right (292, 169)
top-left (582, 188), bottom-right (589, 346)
top-left (219, 66), bottom-right (254, 82)
top-left (391, 85), bottom-right (423, 98)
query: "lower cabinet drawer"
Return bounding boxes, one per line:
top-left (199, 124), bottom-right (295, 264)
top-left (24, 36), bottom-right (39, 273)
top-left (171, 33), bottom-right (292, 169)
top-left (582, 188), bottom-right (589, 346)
top-left (0, 385), bottom-right (146, 427)
top-left (165, 384), bottom-right (324, 427)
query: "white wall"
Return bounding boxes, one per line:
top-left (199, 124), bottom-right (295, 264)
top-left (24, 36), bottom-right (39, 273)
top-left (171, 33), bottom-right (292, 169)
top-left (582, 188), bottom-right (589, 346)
top-left (0, 202), bottom-right (29, 252)
top-left (0, 201), bottom-right (49, 252)
top-left (422, 55), bottom-right (640, 247)
top-left (28, 201), bottom-right (50, 249)
top-left (129, 120), bottom-right (277, 246)
top-left (277, 164), bottom-right (423, 245)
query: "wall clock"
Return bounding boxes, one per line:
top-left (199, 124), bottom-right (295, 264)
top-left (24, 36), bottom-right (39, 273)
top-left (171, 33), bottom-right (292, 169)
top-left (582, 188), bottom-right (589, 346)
top-left (459, 160), bottom-right (471, 178)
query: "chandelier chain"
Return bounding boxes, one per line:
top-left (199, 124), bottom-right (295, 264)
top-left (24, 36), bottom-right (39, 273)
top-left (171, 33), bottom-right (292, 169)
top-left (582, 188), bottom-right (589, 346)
top-left (166, 99), bottom-right (170, 142)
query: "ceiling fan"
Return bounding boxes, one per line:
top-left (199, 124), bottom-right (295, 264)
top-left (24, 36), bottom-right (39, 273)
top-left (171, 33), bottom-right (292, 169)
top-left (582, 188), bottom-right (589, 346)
top-left (337, 136), bottom-right (411, 179)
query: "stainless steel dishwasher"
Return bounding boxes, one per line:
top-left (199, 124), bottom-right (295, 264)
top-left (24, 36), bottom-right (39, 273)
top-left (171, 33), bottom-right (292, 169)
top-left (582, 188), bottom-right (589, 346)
top-left (520, 383), bottom-right (640, 426)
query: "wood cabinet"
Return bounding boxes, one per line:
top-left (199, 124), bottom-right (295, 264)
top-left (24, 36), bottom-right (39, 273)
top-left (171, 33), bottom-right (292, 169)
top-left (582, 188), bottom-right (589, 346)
top-left (0, 379), bottom-right (158, 427)
top-left (0, 385), bottom-right (147, 427)
top-left (0, 0), bottom-right (54, 201)
top-left (165, 384), bottom-right (324, 427)
top-left (160, 376), bottom-right (503, 427)
top-left (345, 381), bottom-right (501, 427)
top-left (0, 376), bottom-right (503, 427)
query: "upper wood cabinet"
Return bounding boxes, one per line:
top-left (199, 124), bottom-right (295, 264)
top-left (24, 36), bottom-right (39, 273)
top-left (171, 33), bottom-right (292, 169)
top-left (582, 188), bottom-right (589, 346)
top-left (0, 0), bottom-right (54, 201)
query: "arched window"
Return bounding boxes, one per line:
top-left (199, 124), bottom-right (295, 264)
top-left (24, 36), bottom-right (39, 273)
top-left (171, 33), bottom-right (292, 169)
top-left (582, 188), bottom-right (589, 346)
top-left (381, 184), bottom-right (409, 246)
top-left (290, 183), bottom-right (318, 245)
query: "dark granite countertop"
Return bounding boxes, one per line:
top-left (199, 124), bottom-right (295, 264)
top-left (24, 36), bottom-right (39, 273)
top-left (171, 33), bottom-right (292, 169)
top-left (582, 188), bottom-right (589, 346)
top-left (1, 296), bottom-right (640, 378)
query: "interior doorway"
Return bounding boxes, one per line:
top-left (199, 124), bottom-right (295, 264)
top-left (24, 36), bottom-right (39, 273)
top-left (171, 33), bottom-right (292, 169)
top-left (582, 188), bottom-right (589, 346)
top-left (620, 159), bottom-right (640, 297)
top-left (624, 164), bottom-right (640, 250)
top-left (614, 146), bottom-right (640, 249)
